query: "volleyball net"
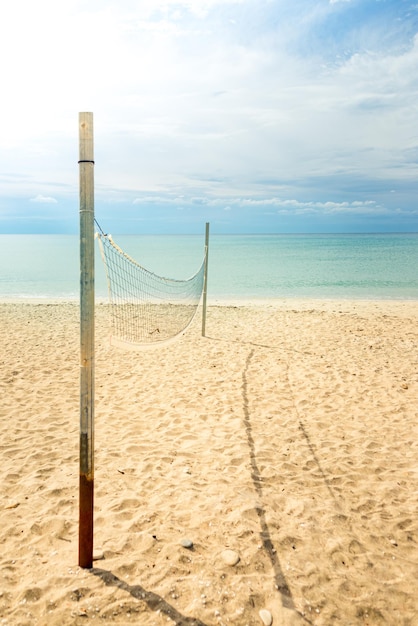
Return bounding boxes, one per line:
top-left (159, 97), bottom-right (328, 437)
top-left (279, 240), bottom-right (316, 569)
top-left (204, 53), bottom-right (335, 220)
top-left (97, 232), bottom-right (208, 348)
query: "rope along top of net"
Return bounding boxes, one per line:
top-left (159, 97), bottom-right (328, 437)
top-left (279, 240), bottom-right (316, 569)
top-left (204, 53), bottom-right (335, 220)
top-left (97, 233), bottom-right (206, 348)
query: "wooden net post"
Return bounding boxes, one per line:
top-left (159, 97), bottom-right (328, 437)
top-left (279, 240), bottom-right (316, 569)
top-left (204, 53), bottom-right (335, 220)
top-left (202, 222), bottom-right (209, 336)
top-left (78, 112), bottom-right (95, 568)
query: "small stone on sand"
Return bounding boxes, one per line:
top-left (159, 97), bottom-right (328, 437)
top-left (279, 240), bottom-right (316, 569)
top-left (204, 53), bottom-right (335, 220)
top-left (221, 549), bottom-right (240, 566)
top-left (259, 608), bottom-right (273, 625)
top-left (180, 538), bottom-right (194, 549)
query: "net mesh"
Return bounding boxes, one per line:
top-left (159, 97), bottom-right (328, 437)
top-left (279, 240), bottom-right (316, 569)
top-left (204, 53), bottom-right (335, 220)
top-left (97, 233), bottom-right (206, 347)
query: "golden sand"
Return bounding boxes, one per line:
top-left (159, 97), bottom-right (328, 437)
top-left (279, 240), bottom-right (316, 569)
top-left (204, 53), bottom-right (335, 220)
top-left (1, 301), bottom-right (417, 625)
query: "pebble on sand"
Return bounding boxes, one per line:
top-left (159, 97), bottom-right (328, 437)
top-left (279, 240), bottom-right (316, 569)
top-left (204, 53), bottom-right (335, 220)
top-left (221, 549), bottom-right (240, 566)
top-left (259, 608), bottom-right (273, 625)
top-left (180, 538), bottom-right (194, 549)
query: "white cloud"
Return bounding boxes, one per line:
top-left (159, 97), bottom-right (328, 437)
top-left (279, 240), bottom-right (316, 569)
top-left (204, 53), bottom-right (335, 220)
top-left (127, 193), bottom-right (408, 218)
top-left (30, 195), bottom-right (58, 204)
top-left (277, 200), bottom-right (387, 216)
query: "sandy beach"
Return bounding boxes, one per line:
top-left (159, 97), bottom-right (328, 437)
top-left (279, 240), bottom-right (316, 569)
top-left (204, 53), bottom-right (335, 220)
top-left (1, 300), bottom-right (417, 625)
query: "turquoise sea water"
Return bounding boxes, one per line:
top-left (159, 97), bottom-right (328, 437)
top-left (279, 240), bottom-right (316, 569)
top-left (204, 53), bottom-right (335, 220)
top-left (0, 233), bottom-right (417, 301)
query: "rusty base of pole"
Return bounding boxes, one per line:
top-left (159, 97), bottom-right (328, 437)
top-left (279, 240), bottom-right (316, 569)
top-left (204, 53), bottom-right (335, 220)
top-left (79, 474), bottom-right (94, 568)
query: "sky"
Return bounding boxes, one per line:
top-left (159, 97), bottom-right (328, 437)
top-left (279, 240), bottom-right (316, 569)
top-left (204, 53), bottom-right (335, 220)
top-left (0, 0), bottom-right (417, 234)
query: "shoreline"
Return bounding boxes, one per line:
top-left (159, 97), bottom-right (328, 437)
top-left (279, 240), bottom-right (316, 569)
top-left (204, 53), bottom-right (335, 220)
top-left (1, 295), bottom-right (418, 305)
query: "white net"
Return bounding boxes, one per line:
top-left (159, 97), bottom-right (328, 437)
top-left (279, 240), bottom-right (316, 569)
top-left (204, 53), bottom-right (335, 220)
top-left (97, 233), bottom-right (207, 348)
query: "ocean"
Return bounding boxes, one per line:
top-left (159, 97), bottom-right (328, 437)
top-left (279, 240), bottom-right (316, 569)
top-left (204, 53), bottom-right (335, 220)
top-left (0, 233), bottom-right (417, 301)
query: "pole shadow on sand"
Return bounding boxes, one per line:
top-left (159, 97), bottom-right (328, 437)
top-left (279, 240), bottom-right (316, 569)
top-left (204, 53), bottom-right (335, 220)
top-left (242, 349), bottom-right (313, 624)
top-left (92, 567), bottom-right (209, 626)
top-left (242, 351), bottom-right (295, 606)
top-left (297, 420), bottom-right (342, 510)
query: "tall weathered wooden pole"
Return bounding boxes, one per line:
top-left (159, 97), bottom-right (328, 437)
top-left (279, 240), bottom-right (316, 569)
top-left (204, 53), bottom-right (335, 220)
top-left (78, 112), bottom-right (95, 568)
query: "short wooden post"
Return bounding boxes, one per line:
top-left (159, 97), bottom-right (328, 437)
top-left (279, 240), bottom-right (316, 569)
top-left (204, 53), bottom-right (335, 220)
top-left (202, 222), bottom-right (209, 336)
top-left (78, 112), bottom-right (95, 568)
